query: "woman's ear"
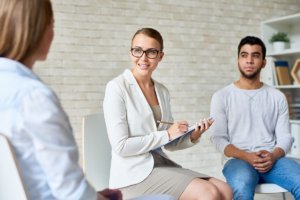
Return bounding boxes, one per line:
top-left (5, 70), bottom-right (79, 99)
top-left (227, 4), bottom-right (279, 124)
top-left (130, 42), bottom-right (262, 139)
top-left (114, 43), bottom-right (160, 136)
top-left (158, 51), bottom-right (164, 61)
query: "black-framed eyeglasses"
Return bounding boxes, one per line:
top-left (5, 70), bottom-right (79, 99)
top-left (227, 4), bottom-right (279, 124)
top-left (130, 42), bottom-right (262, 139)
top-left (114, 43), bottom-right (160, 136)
top-left (130, 48), bottom-right (161, 59)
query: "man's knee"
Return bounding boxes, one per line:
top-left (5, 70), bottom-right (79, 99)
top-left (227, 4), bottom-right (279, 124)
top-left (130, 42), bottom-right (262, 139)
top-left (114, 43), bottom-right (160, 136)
top-left (229, 180), bottom-right (255, 200)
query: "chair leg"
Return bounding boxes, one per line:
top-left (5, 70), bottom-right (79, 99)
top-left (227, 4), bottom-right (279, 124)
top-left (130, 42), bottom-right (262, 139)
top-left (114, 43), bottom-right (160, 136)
top-left (282, 192), bottom-right (286, 200)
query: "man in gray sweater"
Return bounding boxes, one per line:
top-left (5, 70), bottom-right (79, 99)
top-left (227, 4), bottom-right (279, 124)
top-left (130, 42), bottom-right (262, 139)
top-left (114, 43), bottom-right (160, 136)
top-left (210, 36), bottom-right (300, 200)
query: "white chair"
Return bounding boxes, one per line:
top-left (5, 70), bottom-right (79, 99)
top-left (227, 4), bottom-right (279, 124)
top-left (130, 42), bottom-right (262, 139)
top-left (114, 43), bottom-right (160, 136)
top-left (82, 113), bottom-right (111, 190)
top-left (82, 114), bottom-right (177, 200)
top-left (221, 156), bottom-right (288, 200)
top-left (255, 183), bottom-right (287, 200)
top-left (0, 133), bottom-right (29, 200)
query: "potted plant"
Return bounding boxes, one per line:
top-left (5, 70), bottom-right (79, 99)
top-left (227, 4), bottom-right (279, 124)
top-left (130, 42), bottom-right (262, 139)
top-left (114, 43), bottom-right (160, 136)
top-left (269, 32), bottom-right (290, 52)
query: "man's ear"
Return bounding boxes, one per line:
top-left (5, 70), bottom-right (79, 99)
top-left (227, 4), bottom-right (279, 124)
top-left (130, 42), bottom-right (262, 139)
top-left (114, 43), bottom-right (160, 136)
top-left (262, 59), bottom-right (267, 68)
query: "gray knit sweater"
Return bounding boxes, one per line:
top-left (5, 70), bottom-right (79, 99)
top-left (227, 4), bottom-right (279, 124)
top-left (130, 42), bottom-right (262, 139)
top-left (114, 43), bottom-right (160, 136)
top-left (210, 83), bottom-right (294, 156)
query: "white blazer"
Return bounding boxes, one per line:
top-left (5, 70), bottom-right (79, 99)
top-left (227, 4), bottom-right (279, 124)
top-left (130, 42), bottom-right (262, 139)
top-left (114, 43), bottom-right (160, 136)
top-left (103, 69), bottom-right (194, 189)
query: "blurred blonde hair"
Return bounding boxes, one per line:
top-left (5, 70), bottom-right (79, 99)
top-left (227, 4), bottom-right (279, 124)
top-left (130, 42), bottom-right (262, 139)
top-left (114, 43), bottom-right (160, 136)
top-left (0, 0), bottom-right (53, 62)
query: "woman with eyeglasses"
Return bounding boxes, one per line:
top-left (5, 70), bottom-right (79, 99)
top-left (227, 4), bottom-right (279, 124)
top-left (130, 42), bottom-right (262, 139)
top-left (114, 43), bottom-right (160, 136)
top-left (103, 28), bottom-right (232, 200)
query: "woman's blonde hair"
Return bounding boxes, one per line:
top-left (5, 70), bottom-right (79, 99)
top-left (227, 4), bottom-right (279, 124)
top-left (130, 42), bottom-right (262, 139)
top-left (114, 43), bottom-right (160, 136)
top-left (0, 0), bottom-right (53, 62)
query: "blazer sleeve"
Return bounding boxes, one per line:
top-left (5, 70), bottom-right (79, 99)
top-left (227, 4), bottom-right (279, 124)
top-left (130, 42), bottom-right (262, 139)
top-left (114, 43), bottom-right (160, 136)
top-left (103, 80), bottom-right (170, 157)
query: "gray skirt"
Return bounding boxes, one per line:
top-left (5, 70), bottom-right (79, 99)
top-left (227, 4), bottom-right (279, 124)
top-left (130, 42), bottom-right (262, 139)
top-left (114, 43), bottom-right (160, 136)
top-left (120, 152), bottom-right (210, 200)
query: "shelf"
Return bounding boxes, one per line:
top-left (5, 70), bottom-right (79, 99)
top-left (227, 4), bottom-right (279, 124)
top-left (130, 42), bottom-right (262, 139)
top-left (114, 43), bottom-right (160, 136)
top-left (267, 48), bottom-right (300, 56)
top-left (263, 13), bottom-right (300, 25)
top-left (290, 119), bottom-right (300, 124)
top-left (261, 13), bottom-right (300, 58)
top-left (275, 85), bottom-right (300, 89)
top-left (262, 14), bottom-right (300, 162)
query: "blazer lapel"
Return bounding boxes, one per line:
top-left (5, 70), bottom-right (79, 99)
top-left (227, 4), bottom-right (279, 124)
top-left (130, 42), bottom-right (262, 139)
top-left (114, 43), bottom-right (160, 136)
top-left (123, 69), bottom-right (157, 129)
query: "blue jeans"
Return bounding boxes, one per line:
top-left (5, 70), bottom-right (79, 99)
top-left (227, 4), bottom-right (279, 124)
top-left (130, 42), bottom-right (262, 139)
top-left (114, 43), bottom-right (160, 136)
top-left (223, 157), bottom-right (300, 200)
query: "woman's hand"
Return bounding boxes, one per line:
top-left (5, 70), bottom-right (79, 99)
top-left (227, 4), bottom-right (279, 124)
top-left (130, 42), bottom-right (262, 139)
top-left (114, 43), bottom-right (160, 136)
top-left (167, 121), bottom-right (189, 140)
top-left (190, 118), bottom-right (214, 142)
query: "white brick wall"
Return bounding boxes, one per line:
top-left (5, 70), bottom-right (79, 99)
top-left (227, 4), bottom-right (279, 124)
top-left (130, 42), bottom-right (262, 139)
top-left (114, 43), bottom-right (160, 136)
top-left (35, 0), bottom-right (300, 185)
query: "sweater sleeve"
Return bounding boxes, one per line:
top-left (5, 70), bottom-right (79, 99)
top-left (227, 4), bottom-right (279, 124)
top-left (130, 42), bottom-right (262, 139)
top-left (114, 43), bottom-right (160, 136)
top-left (274, 93), bottom-right (294, 154)
top-left (210, 91), bottom-right (230, 153)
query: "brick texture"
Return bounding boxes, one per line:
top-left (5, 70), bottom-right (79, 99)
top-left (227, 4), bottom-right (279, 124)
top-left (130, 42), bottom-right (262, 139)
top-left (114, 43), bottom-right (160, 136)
top-left (34, 0), bottom-right (300, 181)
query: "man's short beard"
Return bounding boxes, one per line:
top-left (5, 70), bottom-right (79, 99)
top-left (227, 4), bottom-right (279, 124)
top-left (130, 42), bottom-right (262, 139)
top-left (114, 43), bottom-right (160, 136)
top-left (238, 65), bottom-right (262, 80)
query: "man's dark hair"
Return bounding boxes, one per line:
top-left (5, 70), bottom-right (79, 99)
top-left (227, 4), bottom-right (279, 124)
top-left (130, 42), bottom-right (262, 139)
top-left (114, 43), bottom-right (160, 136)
top-left (238, 36), bottom-right (266, 59)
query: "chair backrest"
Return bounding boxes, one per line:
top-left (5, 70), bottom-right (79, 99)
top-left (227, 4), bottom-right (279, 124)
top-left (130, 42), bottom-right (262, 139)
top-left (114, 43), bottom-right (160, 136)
top-left (0, 133), bottom-right (29, 200)
top-left (82, 113), bottom-right (111, 190)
